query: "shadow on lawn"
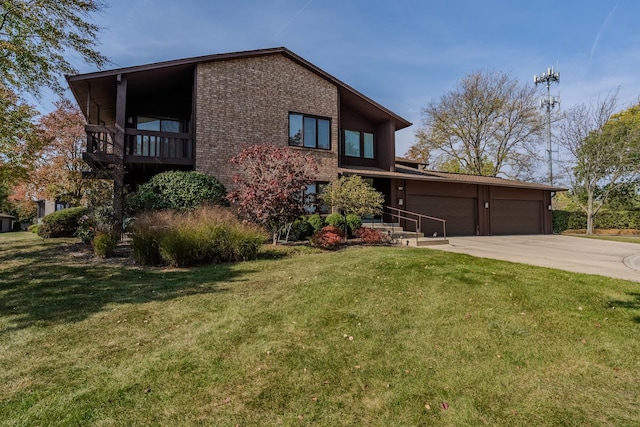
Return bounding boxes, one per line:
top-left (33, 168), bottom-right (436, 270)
top-left (0, 239), bottom-right (252, 334)
top-left (607, 292), bottom-right (640, 323)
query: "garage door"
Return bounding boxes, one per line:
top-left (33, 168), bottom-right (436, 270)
top-left (407, 196), bottom-right (477, 236)
top-left (491, 199), bottom-right (542, 235)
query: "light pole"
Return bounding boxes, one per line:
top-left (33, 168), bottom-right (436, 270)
top-left (534, 67), bottom-right (560, 185)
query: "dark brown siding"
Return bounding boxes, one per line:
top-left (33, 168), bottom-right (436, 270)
top-left (340, 105), bottom-right (394, 171)
top-left (403, 179), bottom-right (554, 235)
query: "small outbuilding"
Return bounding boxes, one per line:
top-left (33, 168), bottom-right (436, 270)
top-left (0, 213), bottom-right (14, 232)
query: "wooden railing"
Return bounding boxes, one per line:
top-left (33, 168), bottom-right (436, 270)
top-left (124, 129), bottom-right (194, 160)
top-left (384, 206), bottom-right (447, 240)
top-left (85, 124), bottom-right (115, 154)
top-left (85, 125), bottom-right (194, 164)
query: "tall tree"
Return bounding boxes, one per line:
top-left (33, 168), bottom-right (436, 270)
top-left (34, 98), bottom-right (89, 204)
top-left (0, 0), bottom-right (108, 96)
top-left (557, 93), bottom-right (640, 234)
top-left (0, 0), bottom-right (107, 188)
top-left (408, 70), bottom-right (545, 178)
top-left (227, 144), bottom-right (318, 245)
top-left (0, 84), bottom-right (44, 183)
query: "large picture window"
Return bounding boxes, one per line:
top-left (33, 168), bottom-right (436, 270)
top-left (344, 130), bottom-right (375, 159)
top-left (289, 113), bottom-right (331, 150)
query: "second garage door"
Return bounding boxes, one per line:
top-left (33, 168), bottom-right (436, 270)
top-left (491, 199), bottom-right (542, 235)
top-left (407, 196), bottom-right (477, 236)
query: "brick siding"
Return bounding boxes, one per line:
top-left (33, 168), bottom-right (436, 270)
top-left (195, 54), bottom-right (339, 190)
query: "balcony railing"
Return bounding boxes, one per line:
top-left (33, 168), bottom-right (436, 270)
top-left (124, 129), bottom-right (193, 161)
top-left (86, 124), bottom-right (115, 154)
top-left (85, 125), bottom-right (194, 165)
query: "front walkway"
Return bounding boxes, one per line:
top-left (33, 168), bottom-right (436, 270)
top-left (428, 235), bottom-right (640, 282)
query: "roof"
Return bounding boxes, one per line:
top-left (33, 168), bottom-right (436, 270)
top-left (0, 213), bottom-right (15, 219)
top-left (339, 164), bottom-right (568, 192)
top-left (66, 47), bottom-right (412, 130)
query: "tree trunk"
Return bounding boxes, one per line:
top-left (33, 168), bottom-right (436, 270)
top-left (586, 191), bottom-right (594, 235)
top-left (586, 212), bottom-right (594, 235)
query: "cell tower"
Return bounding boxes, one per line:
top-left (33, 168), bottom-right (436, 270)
top-left (534, 67), bottom-right (560, 185)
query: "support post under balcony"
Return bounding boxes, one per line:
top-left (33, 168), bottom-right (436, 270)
top-left (113, 74), bottom-right (127, 236)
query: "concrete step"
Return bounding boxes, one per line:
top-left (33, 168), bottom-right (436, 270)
top-left (361, 221), bottom-right (448, 246)
top-left (390, 231), bottom-right (423, 239)
top-left (400, 237), bottom-right (450, 247)
top-left (362, 221), bottom-right (400, 230)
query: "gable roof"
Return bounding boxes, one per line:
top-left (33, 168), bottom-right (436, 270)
top-left (66, 47), bottom-right (412, 130)
top-left (339, 164), bottom-right (567, 191)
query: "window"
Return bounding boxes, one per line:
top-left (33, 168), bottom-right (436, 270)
top-left (344, 130), bottom-right (375, 159)
top-left (137, 116), bottom-right (183, 133)
top-left (133, 116), bottom-right (185, 157)
top-left (289, 113), bottom-right (331, 150)
top-left (304, 181), bottom-right (329, 214)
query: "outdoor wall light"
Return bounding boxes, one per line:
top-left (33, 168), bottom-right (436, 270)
top-left (398, 198), bottom-right (404, 206)
top-left (398, 186), bottom-right (403, 191)
top-left (484, 202), bottom-right (489, 209)
top-left (548, 204), bottom-right (552, 210)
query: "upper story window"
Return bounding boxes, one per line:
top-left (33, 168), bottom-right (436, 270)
top-left (289, 113), bottom-right (331, 150)
top-left (344, 130), bottom-right (375, 159)
top-left (136, 116), bottom-right (183, 133)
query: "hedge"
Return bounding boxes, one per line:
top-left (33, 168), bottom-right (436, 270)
top-left (553, 209), bottom-right (640, 233)
top-left (126, 170), bottom-right (227, 215)
top-left (37, 206), bottom-right (88, 238)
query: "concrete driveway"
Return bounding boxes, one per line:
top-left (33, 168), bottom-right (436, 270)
top-left (429, 235), bottom-right (640, 282)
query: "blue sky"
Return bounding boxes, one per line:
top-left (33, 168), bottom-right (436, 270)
top-left (56, 0), bottom-right (639, 156)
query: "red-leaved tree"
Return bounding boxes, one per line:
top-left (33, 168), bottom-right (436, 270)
top-left (34, 98), bottom-right (89, 204)
top-left (227, 144), bottom-right (318, 244)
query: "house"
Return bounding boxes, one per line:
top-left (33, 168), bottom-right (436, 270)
top-left (0, 213), bottom-right (14, 233)
top-left (66, 47), bottom-right (564, 236)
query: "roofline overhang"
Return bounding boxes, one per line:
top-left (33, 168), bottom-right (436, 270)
top-left (338, 166), bottom-right (568, 192)
top-left (66, 47), bottom-right (412, 130)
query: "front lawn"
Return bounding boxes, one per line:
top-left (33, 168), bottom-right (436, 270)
top-left (1, 232), bottom-right (640, 426)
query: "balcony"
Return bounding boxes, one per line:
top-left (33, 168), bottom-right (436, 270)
top-left (83, 124), bottom-right (195, 169)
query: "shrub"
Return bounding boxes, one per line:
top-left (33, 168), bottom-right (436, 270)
top-left (319, 175), bottom-right (384, 217)
top-left (552, 210), bottom-right (571, 233)
top-left (325, 213), bottom-right (346, 231)
top-left (345, 214), bottom-right (362, 237)
top-left (290, 217), bottom-right (313, 241)
top-left (38, 206), bottom-right (88, 238)
top-left (131, 206), bottom-right (267, 267)
top-left (75, 214), bottom-right (95, 243)
top-left (27, 224), bottom-right (39, 234)
top-left (354, 227), bottom-right (390, 244)
top-left (131, 234), bottom-right (163, 265)
top-left (307, 214), bottom-right (324, 233)
top-left (309, 225), bottom-right (345, 250)
top-left (126, 171), bottom-right (227, 216)
top-left (92, 232), bottom-right (118, 258)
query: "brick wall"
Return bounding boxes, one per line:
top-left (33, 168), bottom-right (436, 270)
top-left (195, 54), bottom-right (339, 190)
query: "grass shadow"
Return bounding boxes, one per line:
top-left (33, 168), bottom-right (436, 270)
top-left (0, 236), bottom-right (254, 334)
top-left (607, 292), bottom-right (640, 323)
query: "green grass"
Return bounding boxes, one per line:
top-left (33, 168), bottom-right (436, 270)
top-left (2, 232), bottom-right (640, 426)
top-left (569, 234), bottom-right (640, 244)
